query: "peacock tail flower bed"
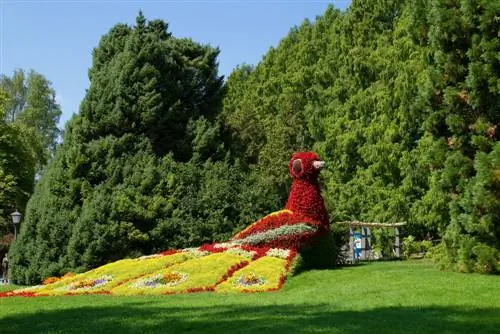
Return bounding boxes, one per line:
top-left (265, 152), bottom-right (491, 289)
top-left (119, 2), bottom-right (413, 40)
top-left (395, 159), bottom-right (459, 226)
top-left (42, 276), bottom-right (61, 285)
top-left (215, 256), bottom-right (288, 293)
top-left (52, 275), bottom-right (114, 294)
top-left (1, 152), bottom-right (327, 298)
top-left (14, 252), bottom-right (194, 296)
top-left (128, 271), bottom-right (189, 289)
top-left (236, 273), bottom-right (267, 287)
top-left (111, 252), bottom-right (250, 296)
top-left (4, 244), bottom-right (300, 297)
top-left (233, 209), bottom-right (293, 239)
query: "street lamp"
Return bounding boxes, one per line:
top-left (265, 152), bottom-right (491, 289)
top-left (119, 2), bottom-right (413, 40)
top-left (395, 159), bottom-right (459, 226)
top-left (10, 211), bottom-right (21, 239)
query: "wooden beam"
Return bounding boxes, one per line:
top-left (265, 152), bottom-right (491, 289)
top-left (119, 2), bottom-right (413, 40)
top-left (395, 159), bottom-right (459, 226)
top-left (335, 221), bottom-right (407, 228)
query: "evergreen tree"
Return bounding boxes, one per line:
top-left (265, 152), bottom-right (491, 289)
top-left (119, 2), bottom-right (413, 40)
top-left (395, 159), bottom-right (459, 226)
top-left (9, 13), bottom-right (234, 284)
top-left (221, 0), bottom-right (500, 273)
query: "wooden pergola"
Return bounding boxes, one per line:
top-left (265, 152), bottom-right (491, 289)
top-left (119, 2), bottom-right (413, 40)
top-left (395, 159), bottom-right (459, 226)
top-left (336, 221), bottom-right (407, 261)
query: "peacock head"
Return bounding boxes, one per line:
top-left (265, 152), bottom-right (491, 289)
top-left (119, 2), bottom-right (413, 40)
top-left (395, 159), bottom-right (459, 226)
top-left (288, 151), bottom-right (325, 180)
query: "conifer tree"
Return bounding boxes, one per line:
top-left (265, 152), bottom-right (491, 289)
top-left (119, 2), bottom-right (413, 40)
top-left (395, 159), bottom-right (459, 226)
top-left (9, 13), bottom-right (230, 284)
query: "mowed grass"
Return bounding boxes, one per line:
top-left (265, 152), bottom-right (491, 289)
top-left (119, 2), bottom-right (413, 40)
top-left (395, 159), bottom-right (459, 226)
top-left (0, 260), bottom-right (499, 333)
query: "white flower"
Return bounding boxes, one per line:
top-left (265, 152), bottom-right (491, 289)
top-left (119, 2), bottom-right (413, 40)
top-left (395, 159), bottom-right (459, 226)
top-left (225, 247), bottom-right (256, 259)
top-left (213, 242), bottom-right (236, 249)
top-left (182, 248), bottom-right (209, 257)
top-left (266, 248), bottom-right (291, 259)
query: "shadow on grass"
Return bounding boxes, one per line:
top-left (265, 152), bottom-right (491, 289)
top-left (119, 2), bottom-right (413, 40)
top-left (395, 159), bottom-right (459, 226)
top-left (0, 300), bottom-right (499, 334)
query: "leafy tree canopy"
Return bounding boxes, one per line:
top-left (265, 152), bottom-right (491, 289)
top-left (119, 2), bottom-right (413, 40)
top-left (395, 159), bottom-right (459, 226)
top-left (0, 69), bottom-right (62, 170)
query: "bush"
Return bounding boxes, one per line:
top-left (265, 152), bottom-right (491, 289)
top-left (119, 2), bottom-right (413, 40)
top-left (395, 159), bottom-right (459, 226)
top-left (297, 224), bottom-right (349, 271)
top-left (403, 235), bottom-right (421, 258)
top-left (424, 242), bottom-right (445, 261)
top-left (472, 244), bottom-right (499, 274)
top-left (420, 240), bottom-right (434, 253)
top-left (371, 229), bottom-right (396, 258)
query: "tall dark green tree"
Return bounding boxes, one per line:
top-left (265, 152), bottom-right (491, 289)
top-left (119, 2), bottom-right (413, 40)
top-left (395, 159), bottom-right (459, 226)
top-left (421, 0), bottom-right (500, 273)
top-left (221, 0), bottom-right (500, 273)
top-left (9, 12), bottom-right (231, 284)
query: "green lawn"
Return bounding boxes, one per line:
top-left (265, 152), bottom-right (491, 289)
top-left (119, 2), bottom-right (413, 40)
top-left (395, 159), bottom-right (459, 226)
top-left (0, 260), bottom-right (499, 333)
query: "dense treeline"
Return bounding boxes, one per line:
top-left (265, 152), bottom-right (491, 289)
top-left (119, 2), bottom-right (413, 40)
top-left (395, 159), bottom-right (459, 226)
top-left (10, 0), bottom-right (500, 284)
top-left (223, 0), bottom-right (500, 274)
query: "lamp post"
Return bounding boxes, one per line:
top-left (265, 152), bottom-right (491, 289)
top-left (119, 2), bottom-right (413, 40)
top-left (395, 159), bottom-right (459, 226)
top-left (10, 211), bottom-right (21, 240)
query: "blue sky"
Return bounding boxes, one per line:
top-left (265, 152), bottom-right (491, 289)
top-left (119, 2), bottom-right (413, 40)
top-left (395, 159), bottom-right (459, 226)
top-left (1, 0), bottom-right (351, 128)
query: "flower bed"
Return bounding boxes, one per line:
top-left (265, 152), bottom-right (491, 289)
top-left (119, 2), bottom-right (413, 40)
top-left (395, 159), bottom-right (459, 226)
top-left (215, 256), bottom-right (287, 293)
top-left (5, 244), bottom-right (300, 297)
top-left (128, 271), bottom-right (189, 289)
top-left (15, 252), bottom-right (193, 296)
top-left (111, 252), bottom-right (250, 295)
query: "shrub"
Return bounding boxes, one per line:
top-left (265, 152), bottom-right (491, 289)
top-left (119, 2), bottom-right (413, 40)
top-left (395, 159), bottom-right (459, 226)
top-left (371, 229), bottom-right (396, 258)
top-left (297, 224), bottom-right (349, 271)
top-left (472, 244), bottom-right (499, 274)
top-left (420, 240), bottom-right (434, 253)
top-left (403, 235), bottom-right (421, 257)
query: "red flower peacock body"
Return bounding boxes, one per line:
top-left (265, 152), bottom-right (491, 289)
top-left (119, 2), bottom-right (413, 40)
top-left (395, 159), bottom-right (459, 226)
top-left (231, 151), bottom-right (329, 250)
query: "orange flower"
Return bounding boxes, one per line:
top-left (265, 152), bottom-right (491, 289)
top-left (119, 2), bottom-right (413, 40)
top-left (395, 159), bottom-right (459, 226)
top-left (62, 272), bottom-right (76, 279)
top-left (43, 277), bottom-right (60, 285)
top-left (162, 272), bottom-right (183, 283)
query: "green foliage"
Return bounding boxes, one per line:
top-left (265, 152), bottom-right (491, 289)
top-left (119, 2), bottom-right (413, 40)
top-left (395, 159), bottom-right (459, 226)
top-left (0, 90), bottom-right (36, 242)
top-left (0, 69), bottom-right (62, 168)
top-left (402, 235), bottom-right (421, 258)
top-left (436, 142), bottom-right (500, 274)
top-left (420, 240), bottom-right (434, 253)
top-left (221, 0), bottom-right (500, 273)
top-left (0, 69), bottom-right (61, 252)
top-left (424, 241), bottom-right (446, 261)
top-left (298, 224), bottom-right (349, 271)
top-left (371, 229), bottom-right (396, 258)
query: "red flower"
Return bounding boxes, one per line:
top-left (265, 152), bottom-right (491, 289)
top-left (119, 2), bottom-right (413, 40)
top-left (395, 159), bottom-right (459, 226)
top-left (199, 244), bottom-right (227, 253)
top-left (187, 286), bottom-right (215, 293)
top-left (0, 291), bottom-right (39, 298)
top-left (216, 260), bottom-right (250, 285)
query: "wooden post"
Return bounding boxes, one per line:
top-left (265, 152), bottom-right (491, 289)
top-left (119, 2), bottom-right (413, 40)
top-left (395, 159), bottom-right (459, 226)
top-left (349, 226), bottom-right (355, 262)
top-left (361, 227), bottom-right (367, 260)
top-left (366, 227), bottom-right (371, 260)
top-left (395, 227), bottom-right (401, 258)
